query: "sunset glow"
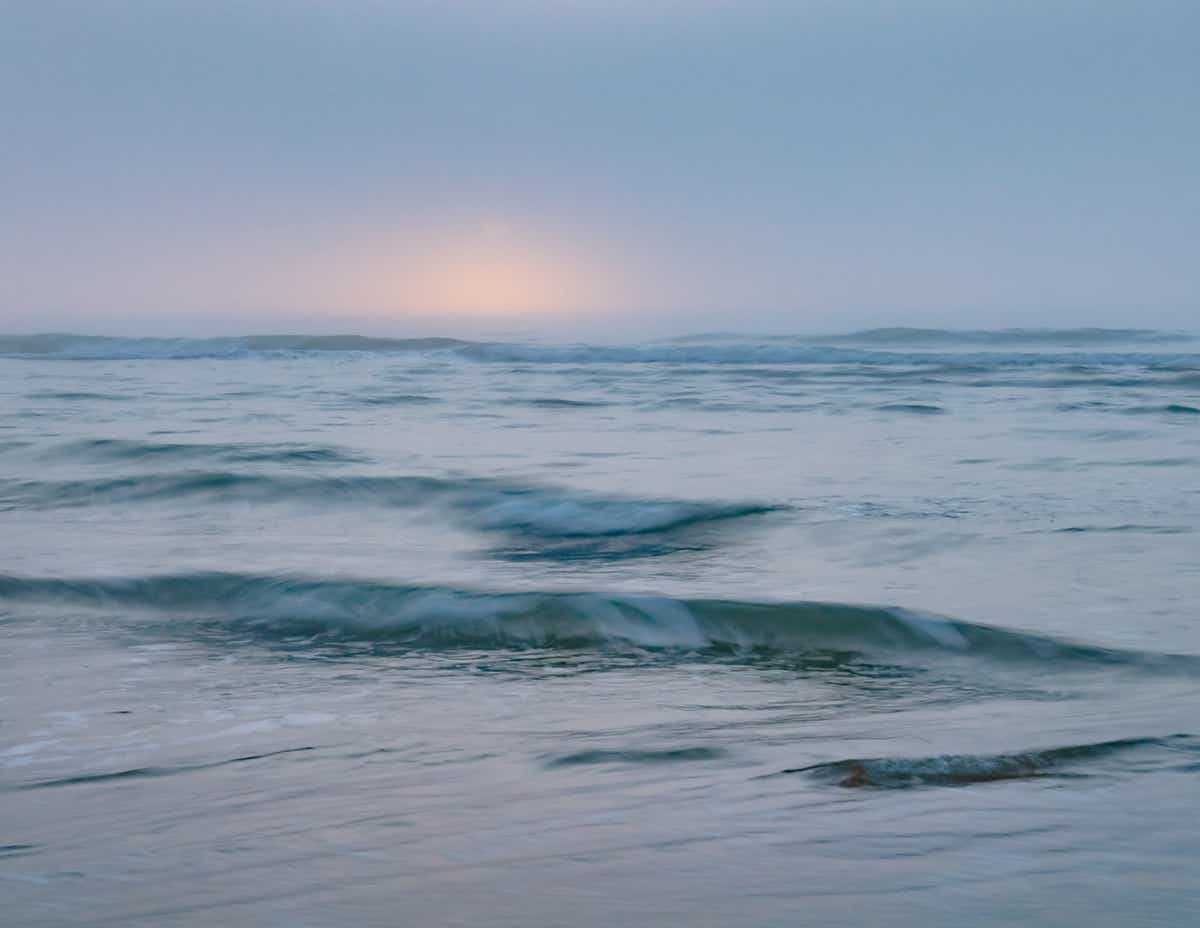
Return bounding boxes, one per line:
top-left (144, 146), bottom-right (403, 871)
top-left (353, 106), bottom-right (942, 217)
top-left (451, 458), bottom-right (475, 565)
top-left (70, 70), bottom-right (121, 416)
top-left (311, 221), bottom-right (615, 319)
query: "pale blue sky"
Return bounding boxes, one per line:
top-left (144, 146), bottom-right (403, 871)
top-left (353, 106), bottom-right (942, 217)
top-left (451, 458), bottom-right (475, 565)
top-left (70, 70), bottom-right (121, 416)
top-left (2, 1), bottom-right (1197, 335)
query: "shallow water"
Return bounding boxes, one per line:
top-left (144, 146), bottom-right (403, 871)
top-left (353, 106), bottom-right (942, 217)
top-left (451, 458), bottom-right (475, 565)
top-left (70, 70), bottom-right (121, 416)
top-left (2, 329), bottom-right (1199, 926)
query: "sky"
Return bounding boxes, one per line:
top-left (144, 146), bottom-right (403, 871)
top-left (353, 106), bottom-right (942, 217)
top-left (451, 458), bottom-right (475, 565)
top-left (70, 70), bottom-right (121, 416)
top-left (2, 0), bottom-right (1197, 337)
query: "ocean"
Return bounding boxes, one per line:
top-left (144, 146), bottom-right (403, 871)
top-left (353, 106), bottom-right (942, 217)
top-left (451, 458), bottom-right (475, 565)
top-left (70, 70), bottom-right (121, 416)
top-left (2, 328), bottom-right (1198, 926)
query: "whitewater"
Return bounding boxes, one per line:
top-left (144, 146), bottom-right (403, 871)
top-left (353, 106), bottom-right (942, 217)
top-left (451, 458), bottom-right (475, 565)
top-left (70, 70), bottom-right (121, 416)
top-left (2, 328), bottom-right (1199, 927)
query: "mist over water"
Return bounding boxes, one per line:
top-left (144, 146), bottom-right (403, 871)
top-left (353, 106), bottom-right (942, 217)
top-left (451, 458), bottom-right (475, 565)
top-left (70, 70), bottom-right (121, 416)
top-left (3, 328), bottom-right (1199, 927)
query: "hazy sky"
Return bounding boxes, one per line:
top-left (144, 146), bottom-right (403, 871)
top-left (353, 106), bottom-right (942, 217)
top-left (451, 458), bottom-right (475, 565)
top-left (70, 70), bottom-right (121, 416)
top-left (3, 1), bottom-right (1197, 336)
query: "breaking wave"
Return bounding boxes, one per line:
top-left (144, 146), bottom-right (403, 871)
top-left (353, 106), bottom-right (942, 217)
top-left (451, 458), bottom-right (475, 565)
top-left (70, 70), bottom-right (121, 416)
top-left (0, 472), bottom-right (778, 540)
top-left (1, 572), bottom-right (1195, 670)
top-left (787, 735), bottom-right (1200, 788)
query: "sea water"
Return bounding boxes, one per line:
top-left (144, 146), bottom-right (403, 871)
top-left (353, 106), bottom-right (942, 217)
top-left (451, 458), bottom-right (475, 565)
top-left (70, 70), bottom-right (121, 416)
top-left (1, 328), bottom-right (1198, 926)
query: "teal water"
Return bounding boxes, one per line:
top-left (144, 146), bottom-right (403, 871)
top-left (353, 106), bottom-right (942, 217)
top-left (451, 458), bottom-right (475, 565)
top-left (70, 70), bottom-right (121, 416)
top-left (2, 329), bottom-right (1199, 926)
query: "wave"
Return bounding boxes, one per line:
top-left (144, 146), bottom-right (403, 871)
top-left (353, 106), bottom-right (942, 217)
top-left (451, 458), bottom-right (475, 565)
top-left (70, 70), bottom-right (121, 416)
top-left (0, 573), bottom-right (1193, 670)
top-left (666, 328), bottom-right (1194, 347)
top-left (786, 735), bottom-right (1199, 788)
top-left (0, 472), bottom-right (777, 540)
top-left (5, 331), bottom-right (1198, 368)
top-left (876, 403), bottom-right (946, 415)
top-left (2, 332), bottom-right (857, 362)
top-left (355, 393), bottom-right (441, 406)
top-left (10, 746), bottom-right (317, 792)
top-left (1127, 404), bottom-right (1200, 416)
top-left (460, 342), bottom-right (1200, 369)
top-left (42, 438), bottom-right (366, 465)
top-left (544, 747), bottom-right (726, 768)
top-left (24, 390), bottom-right (133, 402)
top-left (467, 492), bottom-right (774, 538)
top-left (0, 333), bottom-right (473, 359)
top-left (458, 342), bottom-right (891, 365)
top-left (241, 335), bottom-right (469, 352)
top-left (808, 327), bottom-right (1193, 347)
top-left (521, 398), bottom-right (613, 409)
top-left (1052, 524), bottom-right (1191, 535)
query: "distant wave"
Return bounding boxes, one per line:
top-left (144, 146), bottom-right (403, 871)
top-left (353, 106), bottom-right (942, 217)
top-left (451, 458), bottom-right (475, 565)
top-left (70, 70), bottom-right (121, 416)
top-left (809, 327), bottom-right (1194, 347)
top-left (544, 747), bottom-right (727, 768)
top-left (786, 735), bottom-right (1200, 788)
top-left (446, 341), bottom-right (1200, 369)
top-left (520, 397), bottom-right (613, 409)
top-left (355, 393), bottom-right (441, 406)
top-left (876, 403), bottom-right (946, 415)
top-left (1, 573), bottom-right (1194, 670)
top-left (1051, 524), bottom-right (1191, 535)
top-left (0, 333), bottom-right (472, 359)
top-left (1127, 404), bottom-right (1200, 416)
top-left (23, 390), bottom-right (133, 402)
top-left (0, 471), bottom-right (778, 540)
top-left (457, 342), bottom-right (890, 365)
top-left (10, 747), bottom-right (318, 792)
top-left (5, 330), bottom-right (1196, 365)
top-left (42, 438), bottom-right (367, 465)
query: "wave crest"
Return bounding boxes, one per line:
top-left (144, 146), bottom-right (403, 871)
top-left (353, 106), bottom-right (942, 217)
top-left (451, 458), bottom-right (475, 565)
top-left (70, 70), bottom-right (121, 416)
top-left (0, 472), bottom-right (778, 542)
top-left (0, 573), bottom-right (1191, 669)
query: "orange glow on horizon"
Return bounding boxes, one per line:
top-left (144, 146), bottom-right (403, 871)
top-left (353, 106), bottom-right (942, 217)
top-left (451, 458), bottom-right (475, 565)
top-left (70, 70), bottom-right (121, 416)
top-left (400, 236), bottom-right (578, 316)
top-left (304, 219), bottom-right (619, 318)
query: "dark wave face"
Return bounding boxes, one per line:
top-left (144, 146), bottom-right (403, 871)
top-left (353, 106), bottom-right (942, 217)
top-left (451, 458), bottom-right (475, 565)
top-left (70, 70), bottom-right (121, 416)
top-left (41, 438), bottom-right (368, 465)
top-left (0, 472), bottom-right (779, 557)
top-left (785, 735), bottom-right (1200, 788)
top-left (2, 572), bottom-right (1194, 673)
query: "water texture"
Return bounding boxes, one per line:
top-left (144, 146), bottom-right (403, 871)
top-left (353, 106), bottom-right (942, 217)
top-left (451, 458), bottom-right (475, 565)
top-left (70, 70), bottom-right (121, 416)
top-left (1, 328), bottom-right (1198, 927)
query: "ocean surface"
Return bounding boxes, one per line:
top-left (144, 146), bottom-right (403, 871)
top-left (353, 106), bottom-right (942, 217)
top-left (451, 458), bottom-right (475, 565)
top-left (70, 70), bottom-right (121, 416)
top-left (2, 327), bottom-right (1199, 926)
